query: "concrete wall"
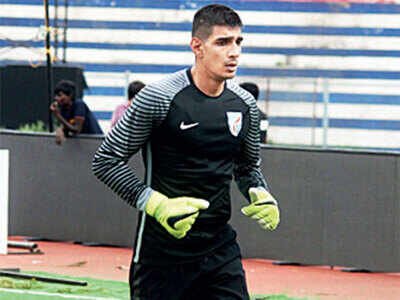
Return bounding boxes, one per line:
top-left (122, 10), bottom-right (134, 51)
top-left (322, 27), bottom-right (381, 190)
top-left (1, 130), bottom-right (399, 271)
top-left (1, 130), bottom-right (141, 246)
top-left (234, 147), bottom-right (400, 272)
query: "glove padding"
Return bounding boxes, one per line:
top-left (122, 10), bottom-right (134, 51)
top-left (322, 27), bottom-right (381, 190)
top-left (146, 191), bottom-right (209, 239)
top-left (241, 187), bottom-right (280, 231)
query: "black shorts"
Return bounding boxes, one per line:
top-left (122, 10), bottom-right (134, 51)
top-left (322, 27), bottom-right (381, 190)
top-left (129, 242), bottom-right (250, 300)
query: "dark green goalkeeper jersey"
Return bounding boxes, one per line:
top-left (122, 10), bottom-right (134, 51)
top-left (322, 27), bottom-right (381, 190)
top-left (93, 69), bottom-right (268, 265)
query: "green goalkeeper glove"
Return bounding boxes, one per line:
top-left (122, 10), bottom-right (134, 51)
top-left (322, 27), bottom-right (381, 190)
top-left (145, 191), bottom-right (209, 239)
top-left (241, 187), bottom-right (280, 231)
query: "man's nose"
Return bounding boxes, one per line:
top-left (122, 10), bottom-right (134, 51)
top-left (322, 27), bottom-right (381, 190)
top-left (229, 44), bottom-right (241, 58)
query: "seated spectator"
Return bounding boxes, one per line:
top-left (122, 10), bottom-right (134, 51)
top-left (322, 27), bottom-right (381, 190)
top-left (239, 82), bottom-right (269, 144)
top-left (50, 80), bottom-right (103, 145)
top-left (110, 80), bottom-right (145, 129)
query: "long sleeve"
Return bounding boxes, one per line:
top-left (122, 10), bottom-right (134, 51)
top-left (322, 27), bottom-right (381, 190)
top-left (233, 91), bottom-right (269, 202)
top-left (92, 85), bottom-right (170, 209)
top-left (110, 102), bottom-right (128, 129)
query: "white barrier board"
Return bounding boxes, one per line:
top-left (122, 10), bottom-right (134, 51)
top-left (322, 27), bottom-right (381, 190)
top-left (0, 150), bottom-right (9, 255)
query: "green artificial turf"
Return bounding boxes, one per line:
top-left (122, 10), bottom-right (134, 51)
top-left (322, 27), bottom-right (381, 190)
top-left (0, 271), bottom-right (313, 300)
top-left (0, 271), bottom-right (129, 300)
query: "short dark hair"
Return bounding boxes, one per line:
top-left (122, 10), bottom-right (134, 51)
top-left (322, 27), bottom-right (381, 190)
top-left (240, 82), bottom-right (259, 100)
top-left (128, 80), bottom-right (145, 100)
top-left (54, 80), bottom-right (76, 101)
top-left (192, 4), bottom-right (242, 40)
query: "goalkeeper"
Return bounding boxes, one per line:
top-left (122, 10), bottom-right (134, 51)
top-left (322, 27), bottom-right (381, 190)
top-left (92, 4), bottom-right (279, 300)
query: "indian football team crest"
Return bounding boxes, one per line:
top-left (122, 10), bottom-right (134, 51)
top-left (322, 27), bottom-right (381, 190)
top-left (226, 112), bottom-right (242, 137)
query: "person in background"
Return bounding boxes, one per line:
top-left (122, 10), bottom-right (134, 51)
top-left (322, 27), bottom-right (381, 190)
top-left (50, 80), bottom-right (103, 145)
top-left (239, 82), bottom-right (269, 144)
top-left (93, 4), bottom-right (280, 300)
top-left (110, 80), bottom-right (145, 129)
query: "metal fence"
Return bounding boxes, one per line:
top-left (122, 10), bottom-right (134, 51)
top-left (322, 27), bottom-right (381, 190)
top-left (256, 77), bottom-right (400, 150)
top-left (82, 72), bottom-right (400, 151)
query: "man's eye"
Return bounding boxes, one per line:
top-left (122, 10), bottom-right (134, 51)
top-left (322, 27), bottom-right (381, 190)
top-left (217, 40), bottom-right (227, 45)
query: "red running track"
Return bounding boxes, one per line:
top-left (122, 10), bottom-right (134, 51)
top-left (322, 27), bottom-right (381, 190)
top-left (1, 237), bottom-right (399, 300)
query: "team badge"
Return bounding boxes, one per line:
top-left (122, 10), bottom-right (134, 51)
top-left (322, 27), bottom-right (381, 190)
top-left (226, 112), bottom-right (242, 137)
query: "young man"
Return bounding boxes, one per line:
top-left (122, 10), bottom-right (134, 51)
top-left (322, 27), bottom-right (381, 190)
top-left (50, 80), bottom-right (103, 145)
top-left (92, 4), bottom-right (280, 300)
top-left (240, 82), bottom-right (269, 143)
top-left (110, 80), bottom-right (145, 129)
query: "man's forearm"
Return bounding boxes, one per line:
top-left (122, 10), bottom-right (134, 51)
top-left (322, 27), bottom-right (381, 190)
top-left (54, 113), bottom-right (80, 134)
top-left (235, 166), bottom-right (268, 201)
top-left (92, 147), bottom-right (148, 208)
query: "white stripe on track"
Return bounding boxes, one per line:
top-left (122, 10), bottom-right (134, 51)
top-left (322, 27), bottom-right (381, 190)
top-left (2, 4), bottom-right (400, 28)
top-left (8, 46), bottom-right (400, 71)
top-left (0, 288), bottom-right (120, 300)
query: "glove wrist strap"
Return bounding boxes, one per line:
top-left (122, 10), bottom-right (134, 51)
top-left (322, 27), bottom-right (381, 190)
top-left (146, 191), bottom-right (167, 217)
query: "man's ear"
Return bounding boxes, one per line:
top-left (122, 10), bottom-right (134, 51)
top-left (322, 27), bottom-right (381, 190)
top-left (190, 37), bottom-right (203, 59)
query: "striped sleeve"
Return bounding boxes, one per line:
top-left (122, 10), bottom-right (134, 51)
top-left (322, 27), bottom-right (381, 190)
top-left (92, 71), bottom-right (188, 209)
top-left (229, 82), bottom-right (269, 202)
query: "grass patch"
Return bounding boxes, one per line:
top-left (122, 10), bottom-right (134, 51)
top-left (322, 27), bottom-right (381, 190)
top-left (0, 271), bottom-right (313, 300)
top-left (0, 278), bottom-right (41, 290)
top-left (18, 121), bottom-right (48, 132)
top-left (0, 271), bottom-right (129, 299)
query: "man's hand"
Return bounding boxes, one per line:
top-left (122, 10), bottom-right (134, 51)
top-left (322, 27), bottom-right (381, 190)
top-left (50, 101), bottom-right (60, 115)
top-left (241, 187), bottom-right (280, 231)
top-left (145, 191), bottom-right (209, 239)
top-left (55, 127), bottom-right (66, 145)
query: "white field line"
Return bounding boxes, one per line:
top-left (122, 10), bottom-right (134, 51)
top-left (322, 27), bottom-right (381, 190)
top-left (0, 288), bottom-right (120, 300)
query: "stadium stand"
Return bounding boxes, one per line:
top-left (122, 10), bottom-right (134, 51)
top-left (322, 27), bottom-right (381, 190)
top-left (0, 0), bottom-right (399, 150)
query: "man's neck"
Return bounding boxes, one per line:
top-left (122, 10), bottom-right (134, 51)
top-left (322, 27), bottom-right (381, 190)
top-left (64, 102), bottom-right (72, 110)
top-left (190, 66), bottom-right (225, 97)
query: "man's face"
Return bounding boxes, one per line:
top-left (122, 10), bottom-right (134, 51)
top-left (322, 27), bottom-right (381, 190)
top-left (199, 25), bottom-right (243, 81)
top-left (55, 91), bottom-right (72, 107)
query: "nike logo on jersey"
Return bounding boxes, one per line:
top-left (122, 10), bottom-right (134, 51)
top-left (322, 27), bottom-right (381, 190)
top-left (180, 122), bottom-right (199, 130)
